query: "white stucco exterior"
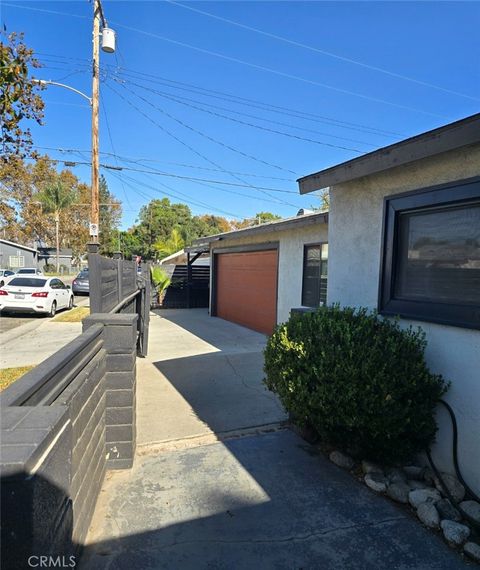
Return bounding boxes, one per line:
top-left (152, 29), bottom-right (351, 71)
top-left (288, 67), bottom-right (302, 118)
top-left (210, 221), bottom-right (328, 324)
top-left (327, 145), bottom-right (480, 494)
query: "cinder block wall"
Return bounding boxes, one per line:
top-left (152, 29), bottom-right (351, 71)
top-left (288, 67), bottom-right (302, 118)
top-left (1, 313), bottom-right (138, 570)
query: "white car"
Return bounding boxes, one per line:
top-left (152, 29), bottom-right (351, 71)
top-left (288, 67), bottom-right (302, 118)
top-left (0, 276), bottom-right (74, 317)
top-left (15, 268), bottom-right (44, 276)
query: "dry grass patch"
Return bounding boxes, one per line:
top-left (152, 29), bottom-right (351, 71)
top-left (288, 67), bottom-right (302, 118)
top-left (52, 306), bottom-right (90, 323)
top-left (0, 366), bottom-right (35, 391)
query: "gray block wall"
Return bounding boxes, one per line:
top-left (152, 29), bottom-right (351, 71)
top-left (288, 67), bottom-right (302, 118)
top-left (1, 313), bottom-right (139, 570)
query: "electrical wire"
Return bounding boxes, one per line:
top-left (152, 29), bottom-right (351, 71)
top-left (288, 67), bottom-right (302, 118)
top-left (108, 20), bottom-right (449, 119)
top-left (103, 65), bottom-right (407, 137)
top-left (105, 81), bottom-right (301, 207)
top-left (38, 53), bottom-right (408, 138)
top-left (110, 74), bottom-right (378, 148)
top-left (112, 75), bottom-right (372, 152)
top-left (167, 0), bottom-right (479, 102)
top-left (31, 145), bottom-right (295, 181)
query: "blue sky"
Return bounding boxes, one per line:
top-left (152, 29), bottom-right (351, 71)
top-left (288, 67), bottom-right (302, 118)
top-left (2, 1), bottom-right (479, 229)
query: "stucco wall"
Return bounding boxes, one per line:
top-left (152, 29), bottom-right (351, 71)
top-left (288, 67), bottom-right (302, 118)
top-left (328, 144), bottom-right (480, 494)
top-left (210, 222), bottom-right (328, 324)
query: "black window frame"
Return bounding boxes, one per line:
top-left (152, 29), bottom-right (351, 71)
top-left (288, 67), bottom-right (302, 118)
top-left (301, 242), bottom-right (328, 308)
top-left (379, 176), bottom-right (480, 330)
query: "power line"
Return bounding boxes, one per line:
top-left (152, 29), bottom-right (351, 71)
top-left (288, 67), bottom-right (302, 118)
top-left (31, 145), bottom-right (295, 181)
top-left (107, 80), bottom-right (297, 176)
top-left (109, 20), bottom-right (449, 119)
top-left (7, 1), bottom-right (459, 116)
top-left (167, 0), bottom-right (479, 102)
top-left (37, 52), bottom-right (409, 138)
top-left (113, 75), bottom-right (371, 153)
top-left (103, 65), bottom-right (406, 137)
top-left (32, 152), bottom-right (301, 194)
top-left (108, 169), bottom-right (245, 219)
top-left (100, 95), bottom-right (134, 212)
top-left (110, 74), bottom-right (379, 148)
top-left (105, 81), bottom-right (300, 207)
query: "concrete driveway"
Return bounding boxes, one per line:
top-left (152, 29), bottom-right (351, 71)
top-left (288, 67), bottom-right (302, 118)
top-left (81, 309), bottom-right (468, 569)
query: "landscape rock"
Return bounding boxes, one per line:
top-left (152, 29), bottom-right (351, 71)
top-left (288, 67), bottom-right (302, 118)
top-left (440, 520), bottom-right (470, 546)
top-left (434, 473), bottom-right (465, 503)
top-left (417, 502), bottom-right (440, 529)
top-left (364, 472), bottom-right (387, 493)
top-left (424, 467), bottom-right (435, 485)
top-left (436, 499), bottom-right (461, 522)
top-left (329, 450), bottom-right (355, 470)
top-left (403, 465), bottom-right (425, 481)
top-left (387, 482), bottom-right (411, 504)
top-left (407, 479), bottom-right (428, 490)
top-left (361, 460), bottom-right (383, 475)
top-left (408, 488), bottom-right (441, 509)
top-left (459, 500), bottom-right (480, 525)
top-left (463, 542), bottom-right (480, 564)
top-left (386, 467), bottom-right (407, 484)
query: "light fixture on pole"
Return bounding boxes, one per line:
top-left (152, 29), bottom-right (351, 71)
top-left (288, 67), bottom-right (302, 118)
top-left (91, 0), bottom-right (116, 243)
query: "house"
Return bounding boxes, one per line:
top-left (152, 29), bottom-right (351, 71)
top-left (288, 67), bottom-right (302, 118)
top-left (0, 239), bottom-right (39, 270)
top-left (191, 210), bottom-right (329, 334)
top-left (37, 246), bottom-right (76, 273)
top-left (298, 113), bottom-right (480, 495)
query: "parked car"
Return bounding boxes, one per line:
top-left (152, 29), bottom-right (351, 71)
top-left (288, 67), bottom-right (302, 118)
top-left (0, 276), bottom-right (74, 317)
top-left (72, 268), bottom-right (89, 295)
top-left (15, 267), bottom-right (44, 276)
top-left (0, 269), bottom-right (15, 287)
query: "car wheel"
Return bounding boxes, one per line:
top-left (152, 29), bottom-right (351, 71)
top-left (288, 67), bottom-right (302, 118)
top-left (49, 301), bottom-right (57, 318)
top-left (68, 296), bottom-right (74, 310)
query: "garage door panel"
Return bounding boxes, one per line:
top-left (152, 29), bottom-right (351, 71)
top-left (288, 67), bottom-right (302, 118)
top-left (216, 250), bottom-right (278, 334)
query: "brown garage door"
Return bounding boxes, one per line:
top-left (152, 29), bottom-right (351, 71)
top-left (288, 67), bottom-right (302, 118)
top-left (215, 249), bottom-right (278, 334)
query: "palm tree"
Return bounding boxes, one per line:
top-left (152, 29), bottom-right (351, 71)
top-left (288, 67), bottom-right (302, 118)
top-left (153, 227), bottom-right (185, 260)
top-left (38, 180), bottom-right (75, 272)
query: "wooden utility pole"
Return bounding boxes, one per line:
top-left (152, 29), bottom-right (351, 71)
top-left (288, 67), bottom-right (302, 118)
top-left (91, 0), bottom-right (101, 242)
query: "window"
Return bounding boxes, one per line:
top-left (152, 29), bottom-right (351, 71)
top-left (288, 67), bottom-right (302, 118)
top-left (379, 177), bottom-right (480, 329)
top-left (302, 243), bottom-right (328, 307)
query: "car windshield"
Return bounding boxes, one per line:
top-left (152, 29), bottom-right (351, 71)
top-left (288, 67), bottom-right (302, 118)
top-left (7, 278), bottom-right (47, 287)
top-left (17, 269), bottom-right (36, 274)
top-left (78, 270), bottom-right (89, 279)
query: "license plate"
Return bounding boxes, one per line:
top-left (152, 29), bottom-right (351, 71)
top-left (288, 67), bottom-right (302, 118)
top-left (14, 294), bottom-right (25, 299)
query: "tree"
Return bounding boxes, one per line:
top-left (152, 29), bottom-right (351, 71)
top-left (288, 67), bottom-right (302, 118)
top-left (233, 211), bottom-right (282, 229)
top-left (1, 32), bottom-right (45, 159)
top-left (37, 179), bottom-right (76, 271)
top-left (153, 228), bottom-right (185, 260)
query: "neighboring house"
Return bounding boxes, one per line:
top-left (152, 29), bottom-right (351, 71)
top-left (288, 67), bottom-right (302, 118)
top-left (37, 247), bottom-right (76, 273)
top-left (192, 211), bottom-right (329, 334)
top-left (0, 239), bottom-right (39, 270)
top-left (298, 113), bottom-right (480, 495)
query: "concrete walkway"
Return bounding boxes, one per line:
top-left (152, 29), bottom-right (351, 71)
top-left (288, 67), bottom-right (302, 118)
top-left (81, 310), bottom-right (468, 569)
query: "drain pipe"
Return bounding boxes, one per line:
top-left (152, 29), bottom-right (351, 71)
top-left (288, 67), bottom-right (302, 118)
top-left (426, 399), bottom-right (480, 529)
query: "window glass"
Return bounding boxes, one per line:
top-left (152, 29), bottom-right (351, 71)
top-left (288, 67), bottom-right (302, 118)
top-left (395, 204), bottom-right (480, 305)
top-left (8, 278), bottom-right (47, 287)
top-left (302, 244), bottom-right (328, 307)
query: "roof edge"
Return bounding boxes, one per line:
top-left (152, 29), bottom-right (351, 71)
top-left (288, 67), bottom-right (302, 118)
top-left (298, 113), bottom-right (480, 194)
top-left (193, 211), bottom-right (328, 246)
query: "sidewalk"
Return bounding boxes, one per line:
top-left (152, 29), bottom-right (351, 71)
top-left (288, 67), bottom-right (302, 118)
top-left (81, 309), bottom-right (468, 569)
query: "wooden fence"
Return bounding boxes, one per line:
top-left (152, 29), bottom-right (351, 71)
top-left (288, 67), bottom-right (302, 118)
top-left (87, 245), bottom-right (150, 356)
top-left (158, 264), bottom-right (210, 309)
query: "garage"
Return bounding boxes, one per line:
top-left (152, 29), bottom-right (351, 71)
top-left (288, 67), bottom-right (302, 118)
top-left (215, 248), bottom-right (278, 334)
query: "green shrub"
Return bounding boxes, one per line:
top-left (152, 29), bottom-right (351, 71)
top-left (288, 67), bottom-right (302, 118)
top-left (263, 306), bottom-right (448, 464)
top-left (43, 264), bottom-right (56, 273)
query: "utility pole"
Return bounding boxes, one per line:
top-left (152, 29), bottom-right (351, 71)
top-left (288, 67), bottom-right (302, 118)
top-left (91, 0), bottom-right (115, 243)
top-left (91, 0), bottom-right (101, 243)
